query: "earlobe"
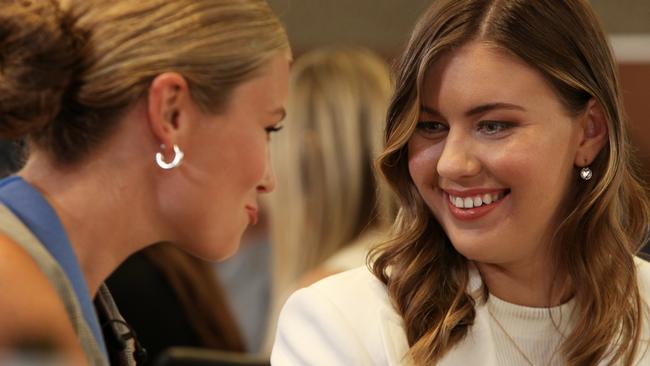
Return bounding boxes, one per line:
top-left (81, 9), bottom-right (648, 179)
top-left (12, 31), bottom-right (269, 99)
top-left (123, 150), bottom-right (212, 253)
top-left (574, 98), bottom-right (608, 167)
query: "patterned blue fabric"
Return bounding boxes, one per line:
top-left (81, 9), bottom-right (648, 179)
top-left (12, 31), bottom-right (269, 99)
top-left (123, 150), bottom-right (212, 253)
top-left (0, 175), bottom-right (108, 357)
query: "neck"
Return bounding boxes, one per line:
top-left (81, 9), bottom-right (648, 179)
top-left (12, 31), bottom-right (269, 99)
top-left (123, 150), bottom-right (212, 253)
top-left (476, 255), bottom-right (571, 308)
top-left (19, 119), bottom-right (163, 296)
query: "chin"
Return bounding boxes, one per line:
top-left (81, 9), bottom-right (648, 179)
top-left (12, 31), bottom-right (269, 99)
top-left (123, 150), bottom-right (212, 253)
top-left (183, 234), bottom-right (243, 262)
top-left (449, 239), bottom-right (494, 262)
top-left (213, 241), bottom-right (242, 261)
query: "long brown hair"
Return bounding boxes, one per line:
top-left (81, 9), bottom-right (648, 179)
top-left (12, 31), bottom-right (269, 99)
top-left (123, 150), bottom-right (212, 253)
top-left (371, 0), bottom-right (650, 364)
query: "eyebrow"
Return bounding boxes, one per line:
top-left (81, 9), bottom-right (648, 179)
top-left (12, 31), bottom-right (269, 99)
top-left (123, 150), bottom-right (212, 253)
top-left (420, 102), bottom-right (526, 118)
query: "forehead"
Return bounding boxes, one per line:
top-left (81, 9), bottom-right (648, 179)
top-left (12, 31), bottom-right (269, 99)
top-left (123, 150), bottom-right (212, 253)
top-left (421, 42), bottom-right (559, 111)
top-left (225, 52), bottom-right (290, 113)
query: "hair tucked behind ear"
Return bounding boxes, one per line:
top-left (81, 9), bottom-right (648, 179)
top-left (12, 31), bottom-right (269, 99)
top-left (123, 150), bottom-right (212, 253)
top-left (0, 0), bottom-right (289, 164)
top-left (0, 0), bottom-right (84, 140)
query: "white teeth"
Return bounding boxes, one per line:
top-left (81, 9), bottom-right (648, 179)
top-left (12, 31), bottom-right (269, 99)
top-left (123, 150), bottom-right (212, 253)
top-left (449, 191), bottom-right (506, 209)
top-left (463, 197), bottom-right (473, 208)
top-left (482, 193), bottom-right (492, 205)
top-left (455, 197), bottom-right (464, 208)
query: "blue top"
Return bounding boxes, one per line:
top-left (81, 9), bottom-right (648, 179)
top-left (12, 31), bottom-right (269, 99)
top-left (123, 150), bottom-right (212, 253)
top-left (0, 175), bottom-right (108, 357)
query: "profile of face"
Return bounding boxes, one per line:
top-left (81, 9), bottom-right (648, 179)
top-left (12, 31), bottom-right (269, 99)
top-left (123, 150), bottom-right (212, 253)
top-left (408, 42), bottom-right (599, 266)
top-left (158, 52), bottom-right (290, 260)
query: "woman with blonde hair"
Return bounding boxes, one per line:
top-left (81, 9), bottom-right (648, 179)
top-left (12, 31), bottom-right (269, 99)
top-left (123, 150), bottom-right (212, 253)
top-left (272, 1), bottom-right (650, 365)
top-left (0, 0), bottom-right (290, 364)
top-left (265, 47), bottom-right (394, 351)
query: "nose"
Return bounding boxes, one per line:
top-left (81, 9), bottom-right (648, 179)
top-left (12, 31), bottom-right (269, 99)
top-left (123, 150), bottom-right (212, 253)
top-left (257, 152), bottom-right (276, 193)
top-left (436, 130), bottom-right (481, 181)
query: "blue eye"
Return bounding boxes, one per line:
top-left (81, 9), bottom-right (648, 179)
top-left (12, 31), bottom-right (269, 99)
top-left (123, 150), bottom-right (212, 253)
top-left (477, 120), bottom-right (514, 135)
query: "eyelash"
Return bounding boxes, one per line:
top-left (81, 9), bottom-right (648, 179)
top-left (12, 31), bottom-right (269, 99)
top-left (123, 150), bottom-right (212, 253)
top-left (477, 120), bottom-right (515, 135)
top-left (415, 120), bottom-right (515, 137)
top-left (265, 125), bottom-right (284, 134)
top-left (416, 121), bottom-right (447, 134)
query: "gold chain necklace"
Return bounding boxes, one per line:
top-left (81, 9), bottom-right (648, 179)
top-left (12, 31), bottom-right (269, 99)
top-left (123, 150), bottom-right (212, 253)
top-left (487, 308), bottom-right (560, 366)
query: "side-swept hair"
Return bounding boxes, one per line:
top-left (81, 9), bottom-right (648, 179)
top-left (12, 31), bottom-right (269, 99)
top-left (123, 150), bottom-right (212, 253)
top-left (371, 0), bottom-right (650, 364)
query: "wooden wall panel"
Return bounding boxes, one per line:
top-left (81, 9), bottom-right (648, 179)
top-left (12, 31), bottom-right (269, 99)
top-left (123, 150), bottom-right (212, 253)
top-left (620, 63), bottom-right (650, 182)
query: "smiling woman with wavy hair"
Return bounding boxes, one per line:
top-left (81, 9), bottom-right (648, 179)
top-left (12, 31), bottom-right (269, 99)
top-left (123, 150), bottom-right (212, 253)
top-left (272, 1), bottom-right (650, 365)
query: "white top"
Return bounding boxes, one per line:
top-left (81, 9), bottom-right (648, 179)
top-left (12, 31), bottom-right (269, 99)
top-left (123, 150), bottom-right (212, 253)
top-left (322, 230), bottom-right (384, 272)
top-left (271, 258), bottom-right (650, 366)
top-left (487, 294), bottom-right (575, 366)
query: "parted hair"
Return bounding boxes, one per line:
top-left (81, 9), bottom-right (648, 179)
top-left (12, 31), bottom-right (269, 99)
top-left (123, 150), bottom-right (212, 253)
top-left (0, 0), bottom-right (289, 164)
top-left (371, 0), bottom-right (650, 364)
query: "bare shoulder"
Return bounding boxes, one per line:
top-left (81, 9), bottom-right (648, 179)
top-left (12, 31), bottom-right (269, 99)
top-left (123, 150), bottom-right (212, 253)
top-left (0, 233), bottom-right (83, 356)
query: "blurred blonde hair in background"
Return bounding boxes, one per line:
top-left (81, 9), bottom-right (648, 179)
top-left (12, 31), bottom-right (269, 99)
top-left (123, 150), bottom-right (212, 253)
top-left (263, 47), bottom-right (394, 352)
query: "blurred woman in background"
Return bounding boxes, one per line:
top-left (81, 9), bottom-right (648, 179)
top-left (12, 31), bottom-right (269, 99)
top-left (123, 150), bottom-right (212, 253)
top-left (264, 47), bottom-right (394, 352)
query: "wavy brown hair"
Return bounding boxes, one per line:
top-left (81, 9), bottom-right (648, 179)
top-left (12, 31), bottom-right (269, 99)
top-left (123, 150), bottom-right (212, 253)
top-left (371, 0), bottom-right (650, 364)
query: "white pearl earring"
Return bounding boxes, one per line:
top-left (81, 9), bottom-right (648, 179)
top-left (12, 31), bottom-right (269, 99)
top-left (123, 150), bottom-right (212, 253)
top-left (579, 166), bottom-right (592, 181)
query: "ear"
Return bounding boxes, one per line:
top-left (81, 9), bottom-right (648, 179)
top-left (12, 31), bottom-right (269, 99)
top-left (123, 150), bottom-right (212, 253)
top-left (574, 98), bottom-right (608, 167)
top-left (147, 72), bottom-right (191, 156)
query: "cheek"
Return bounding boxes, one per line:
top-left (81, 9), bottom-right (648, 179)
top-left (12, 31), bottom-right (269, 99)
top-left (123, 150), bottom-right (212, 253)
top-left (407, 139), bottom-right (442, 191)
top-left (487, 139), bottom-right (574, 211)
top-left (247, 140), bottom-right (269, 181)
top-left (219, 129), bottom-right (268, 187)
top-left (486, 149), bottom-right (530, 183)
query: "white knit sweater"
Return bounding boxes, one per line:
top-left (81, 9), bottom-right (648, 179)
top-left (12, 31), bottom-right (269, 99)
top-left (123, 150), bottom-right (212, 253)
top-left (487, 294), bottom-right (576, 366)
top-left (272, 259), bottom-right (650, 365)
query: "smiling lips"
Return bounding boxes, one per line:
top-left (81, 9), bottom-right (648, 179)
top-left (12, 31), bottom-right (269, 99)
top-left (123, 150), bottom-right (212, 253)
top-left (445, 189), bottom-right (509, 220)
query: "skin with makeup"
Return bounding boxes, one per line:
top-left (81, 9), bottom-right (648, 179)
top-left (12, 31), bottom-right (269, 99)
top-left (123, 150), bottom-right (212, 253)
top-left (271, 1), bottom-right (650, 365)
top-left (408, 42), bottom-right (599, 307)
top-left (0, 0), bottom-right (290, 364)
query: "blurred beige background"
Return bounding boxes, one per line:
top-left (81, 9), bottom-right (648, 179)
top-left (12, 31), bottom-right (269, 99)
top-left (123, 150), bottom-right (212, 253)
top-left (268, 0), bottom-right (650, 181)
top-left (268, 0), bottom-right (650, 52)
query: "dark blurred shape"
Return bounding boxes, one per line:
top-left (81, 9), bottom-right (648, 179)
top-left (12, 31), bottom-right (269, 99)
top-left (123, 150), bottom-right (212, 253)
top-left (107, 244), bottom-right (245, 365)
top-left (154, 347), bottom-right (269, 366)
top-left (0, 139), bottom-right (24, 177)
